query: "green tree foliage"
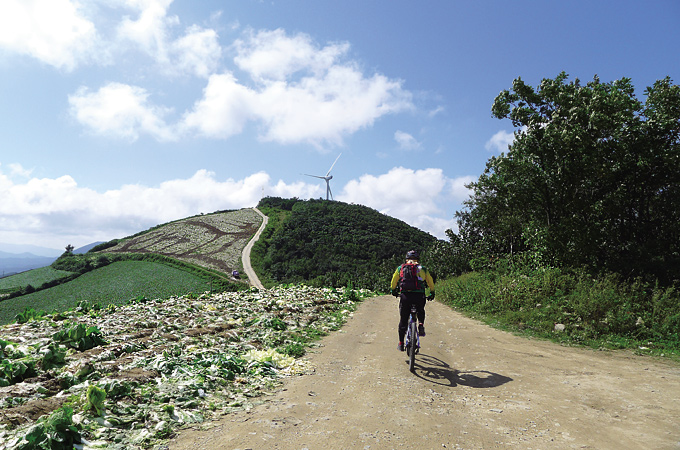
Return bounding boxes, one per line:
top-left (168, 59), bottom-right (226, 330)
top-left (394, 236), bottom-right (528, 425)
top-left (255, 198), bottom-right (437, 290)
top-left (456, 73), bottom-right (680, 282)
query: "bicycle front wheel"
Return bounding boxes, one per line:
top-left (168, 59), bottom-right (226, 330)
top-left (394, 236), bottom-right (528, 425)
top-left (408, 321), bottom-right (417, 372)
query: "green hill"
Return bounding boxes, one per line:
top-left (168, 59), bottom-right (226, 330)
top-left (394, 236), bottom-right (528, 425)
top-left (0, 209), bottom-right (261, 324)
top-left (252, 197), bottom-right (439, 290)
top-left (0, 202), bottom-right (439, 324)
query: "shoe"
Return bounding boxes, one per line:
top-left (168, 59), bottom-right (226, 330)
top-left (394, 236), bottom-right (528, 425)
top-left (418, 324), bottom-right (426, 336)
top-left (397, 342), bottom-right (404, 351)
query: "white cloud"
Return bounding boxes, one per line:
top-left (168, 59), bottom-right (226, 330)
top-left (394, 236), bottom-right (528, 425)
top-left (8, 163), bottom-right (33, 178)
top-left (183, 40), bottom-right (412, 147)
top-left (171, 25), bottom-right (222, 78)
top-left (394, 131), bottom-right (422, 150)
top-left (0, 168), bottom-right (320, 247)
top-left (116, 0), bottom-right (176, 62)
top-left (0, 0), bottom-right (98, 70)
top-left (115, 0), bottom-right (222, 77)
top-left (68, 25), bottom-right (412, 147)
top-left (449, 175), bottom-right (476, 201)
top-left (233, 28), bottom-right (349, 81)
top-left (226, 28), bottom-right (413, 147)
top-left (0, 164), bottom-right (472, 246)
top-left (181, 73), bottom-right (256, 139)
top-left (68, 82), bottom-right (176, 141)
top-left (485, 129), bottom-right (515, 153)
top-left (338, 167), bottom-right (468, 238)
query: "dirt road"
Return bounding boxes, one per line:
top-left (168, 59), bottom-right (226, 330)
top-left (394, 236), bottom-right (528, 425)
top-left (241, 207), bottom-right (268, 290)
top-left (169, 295), bottom-right (680, 450)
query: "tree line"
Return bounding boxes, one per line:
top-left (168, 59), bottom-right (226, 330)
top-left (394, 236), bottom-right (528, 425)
top-left (445, 72), bottom-right (679, 285)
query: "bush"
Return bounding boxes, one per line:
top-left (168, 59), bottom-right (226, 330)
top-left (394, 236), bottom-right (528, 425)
top-left (438, 258), bottom-right (680, 352)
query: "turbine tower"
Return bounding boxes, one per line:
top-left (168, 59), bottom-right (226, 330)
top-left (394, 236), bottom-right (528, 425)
top-left (304, 153), bottom-right (341, 200)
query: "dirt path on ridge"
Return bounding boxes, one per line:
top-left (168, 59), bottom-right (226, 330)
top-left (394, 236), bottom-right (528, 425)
top-left (169, 295), bottom-right (680, 450)
top-left (241, 207), bottom-right (268, 290)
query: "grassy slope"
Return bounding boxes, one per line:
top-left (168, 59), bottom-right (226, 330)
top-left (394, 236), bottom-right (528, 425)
top-left (0, 209), bottom-right (262, 324)
top-left (0, 266), bottom-right (74, 292)
top-left (0, 261), bottom-right (212, 324)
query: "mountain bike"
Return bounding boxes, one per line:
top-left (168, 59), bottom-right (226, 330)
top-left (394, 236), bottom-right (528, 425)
top-left (404, 304), bottom-right (420, 373)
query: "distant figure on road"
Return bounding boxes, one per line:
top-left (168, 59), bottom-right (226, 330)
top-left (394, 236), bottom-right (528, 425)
top-left (390, 250), bottom-right (435, 351)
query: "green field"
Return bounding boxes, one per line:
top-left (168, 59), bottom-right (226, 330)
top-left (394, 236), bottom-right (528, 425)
top-left (0, 266), bottom-right (74, 292)
top-left (0, 261), bottom-right (214, 324)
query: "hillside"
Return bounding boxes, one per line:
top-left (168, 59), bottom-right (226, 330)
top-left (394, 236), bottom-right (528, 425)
top-left (252, 197), bottom-right (439, 290)
top-left (0, 209), bottom-right (263, 324)
top-left (100, 209), bottom-right (262, 275)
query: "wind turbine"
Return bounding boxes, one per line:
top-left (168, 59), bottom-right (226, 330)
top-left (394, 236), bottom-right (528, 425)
top-left (304, 153), bottom-right (341, 200)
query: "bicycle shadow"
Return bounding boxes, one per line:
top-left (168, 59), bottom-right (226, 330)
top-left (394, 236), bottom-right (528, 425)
top-left (411, 354), bottom-right (513, 388)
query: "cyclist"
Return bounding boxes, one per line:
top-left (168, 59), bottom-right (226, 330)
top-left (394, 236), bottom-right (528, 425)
top-left (391, 250), bottom-right (435, 351)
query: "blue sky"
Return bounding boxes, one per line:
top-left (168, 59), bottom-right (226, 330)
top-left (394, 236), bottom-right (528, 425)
top-left (1, 0), bottom-right (678, 251)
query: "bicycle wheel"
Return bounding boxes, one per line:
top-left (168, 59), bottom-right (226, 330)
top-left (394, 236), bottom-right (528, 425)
top-left (408, 321), bottom-right (417, 372)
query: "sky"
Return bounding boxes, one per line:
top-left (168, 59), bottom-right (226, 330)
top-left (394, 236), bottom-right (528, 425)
top-left (0, 0), bottom-right (678, 253)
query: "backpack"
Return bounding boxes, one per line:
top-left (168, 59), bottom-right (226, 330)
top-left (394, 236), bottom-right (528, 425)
top-left (399, 263), bottom-right (422, 291)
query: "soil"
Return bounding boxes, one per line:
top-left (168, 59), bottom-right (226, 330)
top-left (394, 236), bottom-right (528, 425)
top-left (169, 295), bottom-right (680, 450)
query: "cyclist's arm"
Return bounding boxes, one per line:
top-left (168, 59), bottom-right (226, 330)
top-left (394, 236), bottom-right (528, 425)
top-left (421, 268), bottom-right (435, 292)
top-left (390, 266), bottom-right (401, 290)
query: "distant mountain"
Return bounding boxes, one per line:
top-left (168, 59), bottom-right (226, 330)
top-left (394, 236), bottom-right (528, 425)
top-left (0, 243), bottom-right (61, 258)
top-left (0, 252), bottom-right (57, 277)
top-left (74, 242), bottom-right (105, 254)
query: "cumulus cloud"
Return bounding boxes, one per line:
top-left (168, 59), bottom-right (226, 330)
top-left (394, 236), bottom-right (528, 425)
top-left (171, 25), bottom-right (222, 78)
top-left (116, 0), bottom-right (176, 62)
top-left (116, 0), bottom-right (222, 77)
top-left (181, 29), bottom-right (413, 147)
top-left (8, 163), bottom-right (33, 178)
top-left (0, 0), bottom-right (98, 71)
top-left (394, 131), bottom-right (422, 150)
top-left (0, 164), bottom-right (471, 245)
top-left (0, 168), bottom-right (320, 247)
top-left (485, 129), bottom-right (515, 153)
top-left (65, 24), bottom-right (412, 147)
top-left (338, 167), bottom-right (469, 238)
top-left (233, 28), bottom-right (349, 81)
top-left (449, 175), bottom-right (476, 201)
top-left (181, 73), bottom-right (256, 139)
top-left (68, 82), bottom-right (176, 141)
top-left (6, 1), bottom-right (412, 147)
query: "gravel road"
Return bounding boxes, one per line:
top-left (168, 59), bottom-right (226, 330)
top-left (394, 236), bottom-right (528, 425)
top-left (241, 207), bottom-right (268, 290)
top-left (170, 295), bottom-right (680, 450)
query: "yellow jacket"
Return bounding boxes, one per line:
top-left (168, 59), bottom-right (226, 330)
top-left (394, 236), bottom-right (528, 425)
top-left (391, 259), bottom-right (435, 293)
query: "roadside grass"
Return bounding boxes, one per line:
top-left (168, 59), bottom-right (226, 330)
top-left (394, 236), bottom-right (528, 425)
top-left (438, 268), bottom-right (680, 361)
top-left (0, 261), bottom-right (216, 325)
top-left (0, 266), bottom-right (74, 293)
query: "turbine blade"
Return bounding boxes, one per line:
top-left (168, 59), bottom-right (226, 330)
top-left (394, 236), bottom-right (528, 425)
top-left (303, 174), bottom-right (325, 179)
top-left (326, 153), bottom-right (342, 177)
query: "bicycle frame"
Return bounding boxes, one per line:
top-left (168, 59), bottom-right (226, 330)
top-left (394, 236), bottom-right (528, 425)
top-left (404, 304), bottom-right (420, 372)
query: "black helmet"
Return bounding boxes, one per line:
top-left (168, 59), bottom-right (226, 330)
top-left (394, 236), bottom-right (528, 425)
top-left (406, 250), bottom-right (419, 260)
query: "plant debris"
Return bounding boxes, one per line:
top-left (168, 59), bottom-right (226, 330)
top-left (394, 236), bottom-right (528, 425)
top-left (0, 285), bottom-right (371, 449)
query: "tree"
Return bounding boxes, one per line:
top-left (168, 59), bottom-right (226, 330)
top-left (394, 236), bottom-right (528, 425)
top-left (454, 73), bottom-right (680, 282)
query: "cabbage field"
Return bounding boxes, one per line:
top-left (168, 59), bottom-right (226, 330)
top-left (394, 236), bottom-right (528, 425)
top-left (0, 285), bottom-right (372, 450)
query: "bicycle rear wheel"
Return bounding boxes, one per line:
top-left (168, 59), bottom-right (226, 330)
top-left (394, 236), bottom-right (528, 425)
top-left (408, 321), bottom-right (417, 372)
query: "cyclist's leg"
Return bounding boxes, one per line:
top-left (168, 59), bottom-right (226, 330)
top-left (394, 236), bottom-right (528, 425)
top-left (416, 293), bottom-right (427, 336)
top-left (397, 293), bottom-right (410, 344)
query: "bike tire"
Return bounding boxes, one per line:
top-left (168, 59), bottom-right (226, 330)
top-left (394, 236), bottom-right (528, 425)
top-left (408, 321), bottom-right (417, 372)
